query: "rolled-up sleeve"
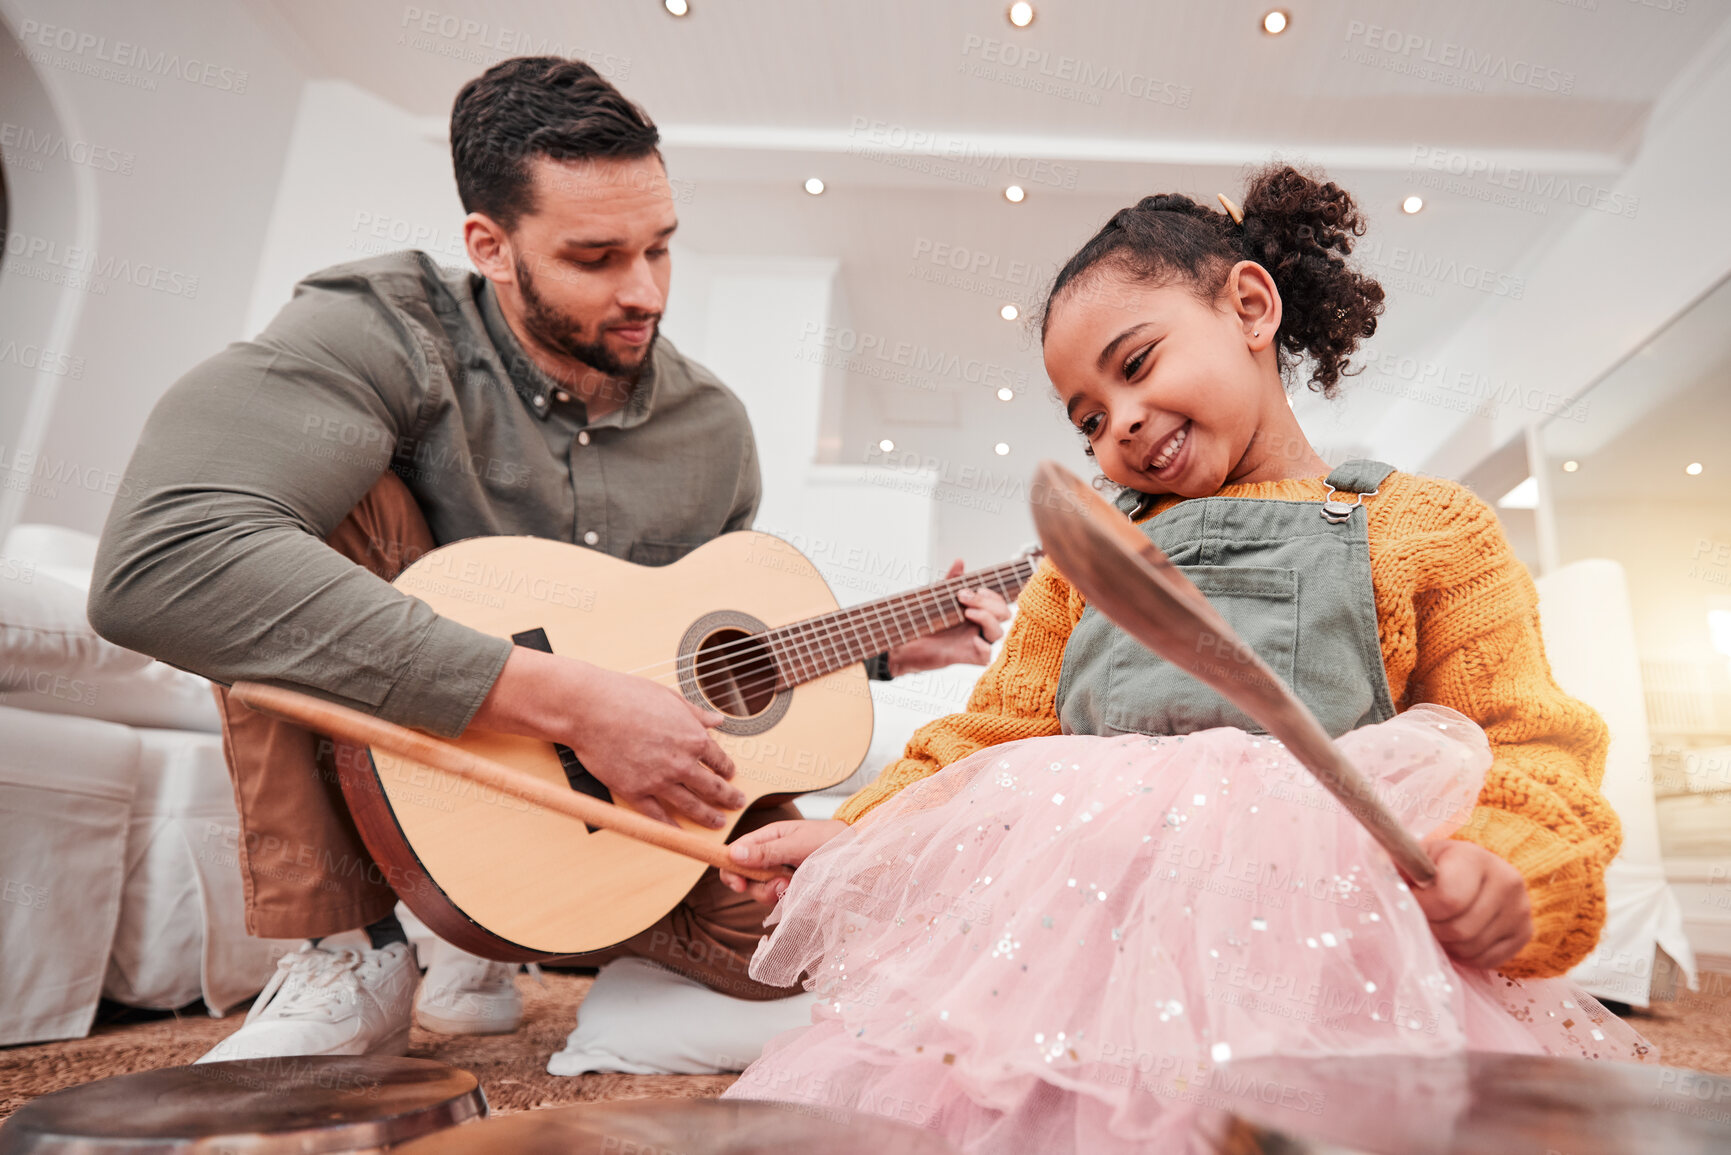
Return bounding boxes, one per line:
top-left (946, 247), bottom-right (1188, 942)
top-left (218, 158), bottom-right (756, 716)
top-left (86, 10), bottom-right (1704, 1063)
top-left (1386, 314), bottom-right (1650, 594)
top-left (87, 281), bottom-right (512, 737)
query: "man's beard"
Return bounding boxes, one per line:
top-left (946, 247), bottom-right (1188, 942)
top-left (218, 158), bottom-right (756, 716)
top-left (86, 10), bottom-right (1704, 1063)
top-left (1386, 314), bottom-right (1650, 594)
top-left (515, 256), bottom-right (659, 386)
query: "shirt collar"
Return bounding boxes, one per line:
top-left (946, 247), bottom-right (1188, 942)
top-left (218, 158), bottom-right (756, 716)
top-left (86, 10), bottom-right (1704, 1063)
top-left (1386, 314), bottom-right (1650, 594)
top-left (477, 280), bottom-right (661, 428)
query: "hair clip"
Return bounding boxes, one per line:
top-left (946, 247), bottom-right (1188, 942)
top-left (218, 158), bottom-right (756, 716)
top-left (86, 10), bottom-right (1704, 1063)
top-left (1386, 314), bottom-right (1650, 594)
top-left (1216, 193), bottom-right (1245, 225)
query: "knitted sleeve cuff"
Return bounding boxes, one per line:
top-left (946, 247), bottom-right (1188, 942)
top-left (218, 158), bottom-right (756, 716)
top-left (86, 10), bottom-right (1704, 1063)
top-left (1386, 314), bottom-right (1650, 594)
top-left (836, 758), bottom-right (929, 825)
top-left (1453, 805), bottom-right (1613, 978)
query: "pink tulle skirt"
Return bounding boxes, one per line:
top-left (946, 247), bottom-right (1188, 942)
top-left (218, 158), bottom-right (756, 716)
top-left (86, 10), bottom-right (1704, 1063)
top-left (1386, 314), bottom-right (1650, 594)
top-left (723, 705), bottom-right (1653, 1153)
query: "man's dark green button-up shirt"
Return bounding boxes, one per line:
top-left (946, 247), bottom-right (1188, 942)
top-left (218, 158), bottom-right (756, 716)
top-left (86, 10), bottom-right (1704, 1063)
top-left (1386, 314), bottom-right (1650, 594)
top-left (90, 250), bottom-right (761, 737)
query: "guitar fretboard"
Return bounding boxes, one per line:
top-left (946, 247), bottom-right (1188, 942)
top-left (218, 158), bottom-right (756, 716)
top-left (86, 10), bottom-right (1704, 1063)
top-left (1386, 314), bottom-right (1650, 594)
top-left (764, 555), bottom-right (1040, 688)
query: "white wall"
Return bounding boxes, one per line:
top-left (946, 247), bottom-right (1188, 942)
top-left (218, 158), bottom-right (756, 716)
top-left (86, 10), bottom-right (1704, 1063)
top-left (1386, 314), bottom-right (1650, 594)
top-left (1400, 22), bottom-right (1731, 484)
top-left (245, 78), bottom-right (467, 337)
top-left (0, 0), bottom-right (308, 536)
top-left (0, 12), bottom-right (95, 540)
top-left (682, 256), bottom-right (839, 543)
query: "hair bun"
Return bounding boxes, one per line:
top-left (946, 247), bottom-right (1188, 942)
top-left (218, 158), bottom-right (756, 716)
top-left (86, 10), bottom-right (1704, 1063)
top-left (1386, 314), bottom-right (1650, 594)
top-left (1043, 163), bottom-right (1385, 398)
top-left (1236, 165), bottom-right (1384, 395)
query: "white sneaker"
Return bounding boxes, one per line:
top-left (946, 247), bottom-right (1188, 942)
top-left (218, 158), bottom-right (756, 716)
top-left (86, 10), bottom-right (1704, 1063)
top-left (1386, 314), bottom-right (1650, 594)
top-left (196, 941), bottom-right (416, 1063)
top-left (414, 940), bottom-right (524, 1036)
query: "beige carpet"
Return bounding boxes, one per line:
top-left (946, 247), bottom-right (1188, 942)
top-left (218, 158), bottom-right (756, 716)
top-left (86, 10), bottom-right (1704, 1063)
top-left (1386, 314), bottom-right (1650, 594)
top-left (4, 967), bottom-right (1729, 1123)
top-left (0, 971), bottom-right (732, 1120)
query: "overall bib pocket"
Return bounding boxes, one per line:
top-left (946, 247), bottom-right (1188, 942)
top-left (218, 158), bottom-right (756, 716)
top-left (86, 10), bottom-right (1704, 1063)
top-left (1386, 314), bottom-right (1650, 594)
top-left (1100, 564), bottom-right (1298, 737)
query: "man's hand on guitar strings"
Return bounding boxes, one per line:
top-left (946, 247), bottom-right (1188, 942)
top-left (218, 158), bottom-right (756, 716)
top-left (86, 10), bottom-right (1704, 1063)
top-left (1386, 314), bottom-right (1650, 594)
top-left (885, 558), bottom-right (1012, 675)
top-left (471, 647), bottom-right (746, 829)
top-left (720, 819), bottom-right (849, 904)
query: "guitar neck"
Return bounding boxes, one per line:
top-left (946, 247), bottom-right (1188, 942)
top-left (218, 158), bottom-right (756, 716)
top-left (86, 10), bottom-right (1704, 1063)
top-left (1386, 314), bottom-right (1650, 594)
top-left (765, 555), bottom-right (1040, 689)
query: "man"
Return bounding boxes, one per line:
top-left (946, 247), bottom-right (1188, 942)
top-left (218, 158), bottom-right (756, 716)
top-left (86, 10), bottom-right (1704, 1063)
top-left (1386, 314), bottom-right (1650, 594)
top-left (88, 56), bottom-right (1008, 1061)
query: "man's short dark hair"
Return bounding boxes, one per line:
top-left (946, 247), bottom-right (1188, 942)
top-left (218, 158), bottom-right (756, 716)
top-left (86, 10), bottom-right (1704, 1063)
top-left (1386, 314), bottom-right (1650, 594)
top-left (450, 56), bottom-right (661, 232)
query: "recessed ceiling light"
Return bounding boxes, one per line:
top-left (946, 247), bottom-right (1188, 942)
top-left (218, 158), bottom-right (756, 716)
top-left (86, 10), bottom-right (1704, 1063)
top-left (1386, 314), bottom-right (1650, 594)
top-left (997, 387), bottom-right (1015, 401)
top-left (1000, 303), bottom-right (1020, 321)
top-left (1007, 2), bottom-right (1034, 28)
top-left (1261, 10), bottom-right (1289, 35)
top-left (1562, 460), bottom-right (1579, 472)
top-left (878, 438), bottom-right (895, 453)
top-left (664, 0), bottom-right (689, 15)
top-left (995, 442), bottom-right (1011, 456)
top-left (1686, 461), bottom-right (1704, 475)
top-left (1004, 185), bottom-right (1026, 204)
top-left (1401, 195), bottom-right (1424, 214)
top-left (804, 177), bottom-right (825, 196)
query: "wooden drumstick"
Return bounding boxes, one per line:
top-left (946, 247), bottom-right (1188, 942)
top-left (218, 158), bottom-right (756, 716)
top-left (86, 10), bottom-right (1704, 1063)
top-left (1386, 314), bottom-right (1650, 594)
top-left (230, 681), bottom-right (793, 884)
top-left (1028, 461), bottom-right (1438, 887)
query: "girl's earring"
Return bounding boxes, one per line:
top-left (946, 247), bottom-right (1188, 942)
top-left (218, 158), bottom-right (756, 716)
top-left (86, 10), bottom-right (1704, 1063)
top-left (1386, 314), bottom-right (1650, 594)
top-left (1253, 328), bottom-right (1261, 337)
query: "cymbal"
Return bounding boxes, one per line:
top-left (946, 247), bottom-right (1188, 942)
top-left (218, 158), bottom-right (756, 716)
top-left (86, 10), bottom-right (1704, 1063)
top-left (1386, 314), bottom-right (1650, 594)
top-left (1212, 1052), bottom-right (1731, 1154)
top-left (0, 1056), bottom-right (486, 1154)
top-left (392, 1097), bottom-right (960, 1154)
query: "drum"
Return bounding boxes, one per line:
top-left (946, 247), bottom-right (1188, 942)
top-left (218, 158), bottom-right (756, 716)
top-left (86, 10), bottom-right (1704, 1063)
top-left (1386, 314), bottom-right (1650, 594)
top-left (0, 1056), bottom-right (486, 1154)
top-left (1213, 1052), bottom-right (1731, 1154)
top-left (390, 1096), bottom-right (959, 1154)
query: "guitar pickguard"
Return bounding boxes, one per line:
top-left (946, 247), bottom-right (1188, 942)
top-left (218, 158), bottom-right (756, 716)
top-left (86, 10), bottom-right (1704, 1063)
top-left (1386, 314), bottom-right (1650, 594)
top-left (511, 627), bottom-right (612, 831)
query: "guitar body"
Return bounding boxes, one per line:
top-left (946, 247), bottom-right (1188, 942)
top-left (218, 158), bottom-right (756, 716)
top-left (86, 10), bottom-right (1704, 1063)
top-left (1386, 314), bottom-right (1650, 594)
top-left (340, 531), bottom-right (873, 960)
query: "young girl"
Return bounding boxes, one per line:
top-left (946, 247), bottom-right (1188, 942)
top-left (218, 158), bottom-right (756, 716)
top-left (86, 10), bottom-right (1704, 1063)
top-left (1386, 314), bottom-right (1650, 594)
top-left (716, 165), bottom-right (1651, 1152)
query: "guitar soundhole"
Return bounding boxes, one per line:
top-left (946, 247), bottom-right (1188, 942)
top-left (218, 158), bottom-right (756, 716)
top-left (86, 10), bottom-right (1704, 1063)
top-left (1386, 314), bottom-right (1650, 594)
top-left (693, 628), bottom-right (778, 718)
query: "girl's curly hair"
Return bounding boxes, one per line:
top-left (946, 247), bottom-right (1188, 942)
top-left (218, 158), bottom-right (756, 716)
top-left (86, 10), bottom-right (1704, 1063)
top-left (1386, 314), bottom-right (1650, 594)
top-left (1040, 164), bottom-right (1385, 397)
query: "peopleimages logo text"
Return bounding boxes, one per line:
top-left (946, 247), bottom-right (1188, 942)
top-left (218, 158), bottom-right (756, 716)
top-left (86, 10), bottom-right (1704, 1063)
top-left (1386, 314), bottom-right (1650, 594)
top-left (1343, 21), bottom-right (1574, 94)
top-left (15, 20), bottom-right (249, 92)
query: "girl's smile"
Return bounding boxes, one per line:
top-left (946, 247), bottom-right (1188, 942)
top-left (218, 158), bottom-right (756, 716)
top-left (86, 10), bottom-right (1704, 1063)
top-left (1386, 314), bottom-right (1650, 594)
top-left (1045, 263), bottom-right (1327, 499)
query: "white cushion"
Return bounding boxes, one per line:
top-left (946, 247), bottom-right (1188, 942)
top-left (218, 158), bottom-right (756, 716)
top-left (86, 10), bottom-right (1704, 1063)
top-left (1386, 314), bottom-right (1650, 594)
top-left (0, 560), bottom-right (152, 681)
top-left (2, 522), bottom-right (100, 590)
top-left (547, 957), bottom-right (817, 1076)
top-left (1656, 791), bottom-right (1731, 859)
top-left (103, 729), bottom-right (298, 1014)
top-left (0, 557), bottom-right (219, 733)
top-left (0, 705), bottom-right (139, 1045)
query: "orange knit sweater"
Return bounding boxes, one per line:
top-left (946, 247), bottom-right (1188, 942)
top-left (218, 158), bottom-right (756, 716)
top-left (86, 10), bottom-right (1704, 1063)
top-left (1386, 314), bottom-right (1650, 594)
top-left (837, 470), bottom-right (1619, 979)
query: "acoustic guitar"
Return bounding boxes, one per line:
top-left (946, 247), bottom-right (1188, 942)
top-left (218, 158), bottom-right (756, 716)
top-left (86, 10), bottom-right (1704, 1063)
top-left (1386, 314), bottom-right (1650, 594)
top-left (332, 531), bottom-right (1039, 960)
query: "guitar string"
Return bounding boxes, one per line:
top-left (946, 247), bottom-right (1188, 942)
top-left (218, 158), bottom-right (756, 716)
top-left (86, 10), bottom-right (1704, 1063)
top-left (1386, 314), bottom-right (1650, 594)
top-left (621, 564), bottom-right (1031, 709)
top-left (640, 562), bottom-right (1035, 704)
top-left (627, 561), bottom-right (1034, 694)
top-left (633, 565), bottom-right (1023, 702)
top-left (755, 559), bottom-right (1031, 687)
top-left (611, 561), bottom-right (1023, 683)
top-left (611, 557), bottom-right (1037, 685)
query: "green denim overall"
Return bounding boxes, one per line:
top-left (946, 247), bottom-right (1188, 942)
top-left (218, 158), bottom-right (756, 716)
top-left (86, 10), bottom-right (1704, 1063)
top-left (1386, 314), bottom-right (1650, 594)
top-left (1054, 461), bottom-right (1399, 739)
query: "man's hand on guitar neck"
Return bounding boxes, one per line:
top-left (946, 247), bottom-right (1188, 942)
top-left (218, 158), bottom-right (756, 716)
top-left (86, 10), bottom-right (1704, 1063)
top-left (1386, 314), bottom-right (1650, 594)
top-left (884, 559), bottom-right (1013, 676)
top-left (470, 646), bottom-right (747, 829)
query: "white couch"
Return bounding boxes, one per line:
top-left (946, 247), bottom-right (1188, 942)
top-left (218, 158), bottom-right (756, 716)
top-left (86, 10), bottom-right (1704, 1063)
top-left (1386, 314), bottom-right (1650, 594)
top-left (1535, 559), bottom-right (1700, 1005)
top-left (1654, 742), bottom-right (1731, 960)
top-left (0, 523), bottom-right (294, 1045)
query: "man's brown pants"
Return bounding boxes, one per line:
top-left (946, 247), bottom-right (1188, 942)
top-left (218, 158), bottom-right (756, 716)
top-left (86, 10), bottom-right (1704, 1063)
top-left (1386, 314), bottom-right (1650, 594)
top-left (212, 472), bottom-right (800, 1000)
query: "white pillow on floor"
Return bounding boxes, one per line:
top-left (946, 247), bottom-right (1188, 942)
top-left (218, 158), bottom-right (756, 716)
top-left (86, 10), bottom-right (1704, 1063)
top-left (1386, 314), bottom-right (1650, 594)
top-left (0, 560), bottom-right (219, 733)
top-left (547, 957), bottom-right (817, 1076)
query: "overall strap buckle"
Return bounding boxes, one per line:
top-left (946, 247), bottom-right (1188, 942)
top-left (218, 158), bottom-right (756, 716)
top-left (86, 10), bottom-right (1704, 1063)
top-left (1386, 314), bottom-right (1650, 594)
top-left (1320, 460), bottom-right (1396, 524)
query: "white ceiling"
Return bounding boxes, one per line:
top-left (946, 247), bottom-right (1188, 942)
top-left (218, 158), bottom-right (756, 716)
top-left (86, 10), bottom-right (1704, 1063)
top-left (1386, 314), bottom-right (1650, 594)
top-left (250, 0), bottom-right (1731, 555)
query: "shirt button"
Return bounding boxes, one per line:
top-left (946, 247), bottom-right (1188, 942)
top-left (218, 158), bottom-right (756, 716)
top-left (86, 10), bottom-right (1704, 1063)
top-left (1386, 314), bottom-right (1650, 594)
top-left (532, 394), bottom-right (546, 407)
top-left (577, 430), bottom-right (591, 446)
top-left (583, 530), bottom-right (599, 546)
top-left (556, 390), bottom-right (571, 403)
